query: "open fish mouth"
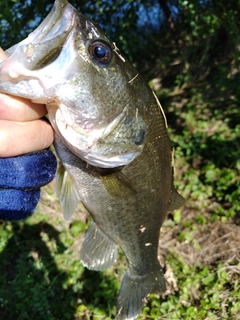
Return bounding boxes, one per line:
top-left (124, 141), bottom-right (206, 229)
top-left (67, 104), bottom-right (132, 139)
top-left (0, 1), bottom-right (79, 102)
top-left (3, 1), bottom-right (76, 74)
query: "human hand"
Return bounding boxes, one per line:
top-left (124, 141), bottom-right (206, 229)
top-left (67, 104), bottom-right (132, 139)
top-left (0, 48), bottom-right (54, 156)
top-left (0, 48), bottom-right (57, 220)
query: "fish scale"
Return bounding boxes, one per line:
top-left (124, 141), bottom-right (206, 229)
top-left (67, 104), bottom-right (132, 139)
top-left (0, 0), bottom-right (185, 319)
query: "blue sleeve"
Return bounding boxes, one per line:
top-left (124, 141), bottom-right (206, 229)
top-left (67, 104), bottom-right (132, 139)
top-left (0, 150), bottom-right (57, 220)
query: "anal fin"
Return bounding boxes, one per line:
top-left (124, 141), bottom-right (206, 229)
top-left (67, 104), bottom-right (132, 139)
top-left (80, 221), bottom-right (118, 271)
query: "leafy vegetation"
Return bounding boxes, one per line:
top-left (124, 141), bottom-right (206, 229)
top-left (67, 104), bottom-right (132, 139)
top-left (0, 0), bottom-right (239, 319)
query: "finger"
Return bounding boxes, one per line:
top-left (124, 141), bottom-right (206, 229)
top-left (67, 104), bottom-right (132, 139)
top-left (0, 119), bottom-right (54, 157)
top-left (0, 48), bottom-right (47, 121)
top-left (0, 47), bottom-right (7, 60)
top-left (0, 93), bottom-right (47, 121)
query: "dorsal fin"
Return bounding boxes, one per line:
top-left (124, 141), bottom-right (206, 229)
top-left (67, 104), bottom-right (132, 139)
top-left (55, 163), bottom-right (80, 221)
top-left (168, 188), bottom-right (185, 212)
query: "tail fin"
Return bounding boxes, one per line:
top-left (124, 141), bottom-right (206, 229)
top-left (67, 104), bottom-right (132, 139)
top-left (116, 267), bottom-right (166, 320)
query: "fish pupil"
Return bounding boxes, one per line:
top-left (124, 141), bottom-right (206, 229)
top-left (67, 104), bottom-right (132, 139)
top-left (94, 46), bottom-right (106, 59)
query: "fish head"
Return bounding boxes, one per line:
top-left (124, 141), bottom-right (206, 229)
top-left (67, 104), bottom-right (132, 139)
top-left (0, 0), bottom-right (148, 168)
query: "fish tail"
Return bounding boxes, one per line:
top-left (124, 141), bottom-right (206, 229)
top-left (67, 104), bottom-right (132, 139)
top-left (116, 266), bottom-right (166, 320)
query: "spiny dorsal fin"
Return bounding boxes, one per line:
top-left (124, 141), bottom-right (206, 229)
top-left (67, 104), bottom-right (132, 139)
top-left (55, 163), bottom-right (80, 221)
top-left (80, 221), bottom-right (118, 271)
top-left (100, 170), bottom-right (136, 199)
top-left (168, 188), bottom-right (185, 212)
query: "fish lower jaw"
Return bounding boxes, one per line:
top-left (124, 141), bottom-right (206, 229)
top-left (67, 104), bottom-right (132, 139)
top-left (82, 150), bottom-right (140, 168)
top-left (53, 108), bottom-right (141, 168)
top-left (59, 133), bottom-right (140, 168)
top-left (54, 106), bottom-right (101, 145)
top-left (55, 127), bottom-right (140, 169)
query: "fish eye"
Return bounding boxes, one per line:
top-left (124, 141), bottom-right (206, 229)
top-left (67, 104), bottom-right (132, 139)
top-left (89, 40), bottom-right (112, 65)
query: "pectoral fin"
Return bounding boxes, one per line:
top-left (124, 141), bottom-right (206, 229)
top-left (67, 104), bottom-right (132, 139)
top-left (168, 187), bottom-right (185, 212)
top-left (80, 221), bottom-right (118, 271)
top-left (55, 163), bottom-right (80, 221)
top-left (100, 170), bottom-right (136, 199)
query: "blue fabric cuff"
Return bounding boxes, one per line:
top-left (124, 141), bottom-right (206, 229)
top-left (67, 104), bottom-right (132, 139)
top-left (0, 150), bottom-right (57, 221)
top-left (0, 188), bottom-right (40, 220)
top-left (0, 150), bottom-right (57, 188)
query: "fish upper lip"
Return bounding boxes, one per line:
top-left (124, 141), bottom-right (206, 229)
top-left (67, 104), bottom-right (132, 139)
top-left (0, 1), bottom-right (78, 76)
top-left (29, 1), bottom-right (76, 44)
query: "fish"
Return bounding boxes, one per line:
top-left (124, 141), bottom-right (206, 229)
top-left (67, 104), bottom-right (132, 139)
top-left (0, 0), bottom-right (185, 319)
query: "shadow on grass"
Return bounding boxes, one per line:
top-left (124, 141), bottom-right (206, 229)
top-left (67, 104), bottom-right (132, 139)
top-left (0, 220), bottom-right (118, 320)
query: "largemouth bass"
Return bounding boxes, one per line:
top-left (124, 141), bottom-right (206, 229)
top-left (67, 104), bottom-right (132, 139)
top-left (0, 0), bottom-right (185, 319)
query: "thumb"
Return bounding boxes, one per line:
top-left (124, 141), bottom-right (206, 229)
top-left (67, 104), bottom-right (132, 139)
top-left (0, 47), bottom-right (8, 61)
